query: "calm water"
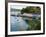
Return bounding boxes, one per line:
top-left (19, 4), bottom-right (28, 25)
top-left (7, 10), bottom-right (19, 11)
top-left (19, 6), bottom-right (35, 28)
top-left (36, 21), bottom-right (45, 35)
top-left (10, 14), bottom-right (40, 31)
top-left (11, 16), bottom-right (28, 31)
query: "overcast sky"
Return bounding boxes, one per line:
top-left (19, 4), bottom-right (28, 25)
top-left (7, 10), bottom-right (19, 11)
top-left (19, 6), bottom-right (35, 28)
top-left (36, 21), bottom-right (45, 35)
top-left (11, 5), bottom-right (28, 9)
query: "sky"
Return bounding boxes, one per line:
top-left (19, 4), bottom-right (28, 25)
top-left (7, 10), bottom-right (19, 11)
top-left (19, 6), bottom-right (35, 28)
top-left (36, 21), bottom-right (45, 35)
top-left (11, 5), bottom-right (27, 9)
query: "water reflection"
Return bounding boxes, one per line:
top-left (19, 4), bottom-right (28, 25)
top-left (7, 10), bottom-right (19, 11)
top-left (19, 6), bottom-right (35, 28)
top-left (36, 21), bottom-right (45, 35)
top-left (11, 16), bottom-right (28, 31)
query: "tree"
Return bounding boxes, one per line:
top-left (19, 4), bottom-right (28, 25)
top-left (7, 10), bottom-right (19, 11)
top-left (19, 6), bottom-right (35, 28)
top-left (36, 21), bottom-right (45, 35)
top-left (21, 6), bottom-right (41, 14)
